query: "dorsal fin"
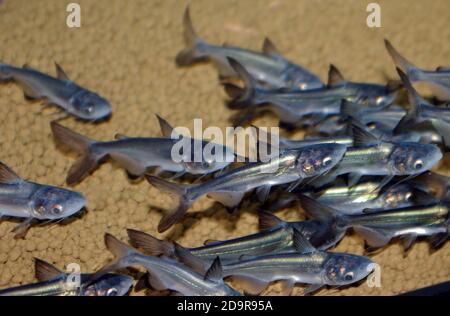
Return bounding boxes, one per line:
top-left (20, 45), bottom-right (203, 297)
top-left (34, 258), bottom-right (64, 281)
top-left (155, 114), bottom-right (176, 138)
top-left (292, 228), bottom-right (316, 253)
top-left (327, 64), bottom-right (345, 87)
top-left (350, 120), bottom-right (380, 146)
top-left (258, 210), bottom-right (284, 230)
top-left (54, 62), bottom-right (70, 81)
top-left (262, 37), bottom-right (281, 57)
top-left (297, 194), bottom-right (339, 222)
top-left (203, 239), bottom-right (221, 246)
top-left (436, 66), bottom-right (450, 72)
top-left (114, 133), bottom-right (130, 140)
top-left (204, 257), bottom-right (223, 282)
top-left (0, 162), bottom-right (22, 184)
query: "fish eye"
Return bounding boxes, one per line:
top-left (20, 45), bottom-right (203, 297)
top-left (366, 122), bottom-right (377, 130)
top-left (414, 160), bottom-right (424, 170)
top-left (322, 157), bottom-right (332, 166)
top-left (344, 272), bottom-right (354, 281)
top-left (83, 105), bottom-right (94, 114)
top-left (52, 204), bottom-right (63, 214)
top-left (106, 288), bottom-right (118, 296)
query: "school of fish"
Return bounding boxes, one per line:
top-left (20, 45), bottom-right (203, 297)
top-left (0, 6), bottom-right (449, 296)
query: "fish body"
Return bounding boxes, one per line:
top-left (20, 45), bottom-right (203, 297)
top-left (147, 143), bottom-right (347, 232)
top-left (299, 195), bottom-right (449, 250)
top-left (226, 60), bottom-right (397, 127)
top-left (51, 121), bottom-right (235, 185)
top-left (0, 162), bottom-right (85, 237)
top-left (176, 7), bottom-right (323, 91)
top-left (0, 63), bottom-right (111, 120)
top-left (127, 210), bottom-right (342, 271)
top-left (313, 122), bottom-right (442, 187)
top-left (0, 259), bottom-right (133, 296)
top-left (176, 229), bottom-right (373, 295)
top-left (385, 39), bottom-right (450, 101)
top-left (312, 181), bottom-right (417, 214)
top-left (93, 234), bottom-right (241, 296)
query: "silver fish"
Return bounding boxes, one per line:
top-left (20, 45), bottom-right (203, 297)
top-left (51, 120), bottom-right (235, 185)
top-left (126, 210), bottom-right (342, 269)
top-left (146, 143), bottom-right (347, 232)
top-left (176, 7), bottom-right (323, 91)
top-left (0, 258), bottom-right (133, 296)
top-left (385, 39), bottom-right (450, 101)
top-left (269, 179), bottom-right (422, 215)
top-left (298, 194), bottom-right (449, 251)
top-left (226, 59), bottom-right (398, 127)
top-left (312, 122), bottom-right (443, 188)
top-left (0, 62), bottom-right (111, 121)
top-left (0, 162), bottom-right (85, 238)
top-left (176, 228), bottom-right (374, 295)
top-left (90, 234), bottom-right (241, 296)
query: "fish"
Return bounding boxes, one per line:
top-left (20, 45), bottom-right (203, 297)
top-left (385, 39), bottom-right (450, 101)
top-left (311, 121), bottom-right (443, 188)
top-left (0, 62), bottom-right (111, 121)
top-left (267, 179), bottom-right (426, 215)
top-left (89, 233), bottom-right (241, 296)
top-left (146, 143), bottom-right (347, 232)
top-left (298, 194), bottom-right (450, 251)
top-left (394, 68), bottom-right (450, 147)
top-left (126, 209), bottom-right (343, 269)
top-left (176, 7), bottom-right (324, 91)
top-left (0, 162), bottom-right (85, 238)
top-left (175, 228), bottom-right (374, 295)
top-left (225, 59), bottom-right (398, 127)
top-left (50, 118), bottom-right (236, 185)
top-left (0, 258), bottom-right (133, 296)
top-left (252, 125), bottom-right (353, 150)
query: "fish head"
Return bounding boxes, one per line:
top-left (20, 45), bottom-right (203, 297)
top-left (389, 143), bottom-right (442, 175)
top-left (295, 144), bottom-right (347, 177)
top-left (82, 274), bottom-right (134, 296)
top-left (352, 83), bottom-right (398, 108)
top-left (381, 184), bottom-right (414, 208)
top-left (70, 90), bottom-right (112, 121)
top-left (322, 253), bottom-right (374, 286)
top-left (30, 186), bottom-right (86, 220)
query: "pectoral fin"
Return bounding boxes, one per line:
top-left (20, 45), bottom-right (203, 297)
top-left (303, 284), bottom-right (323, 295)
top-left (232, 275), bottom-right (268, 296)
top-left (207, 191), bottom-right (245, 208)
top-left (279, 279), bottom-right (295, 296)
top-left (353, 226), bottom-right (391, 249)
top-left (12, 218), bottom-right (35, 239)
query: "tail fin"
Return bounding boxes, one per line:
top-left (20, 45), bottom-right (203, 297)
top-left (175, 6), bottom-right (207, 66)
top-left (50, 121), bottom-right (106, 185)
top-left (384, 39), bottom-right (418, 74)
top-left (226, 57), bottom-right (259, 109)
top-left (297, 194), bottom-right (347, 226)
top-left (87, 233), bottom-right (138, 286)
top-left (127, 229), bottom-right (175, 257)
top-left (146, 176), bottom-right (193, 232)
top-left (394, 68), bottom-right (424, 133)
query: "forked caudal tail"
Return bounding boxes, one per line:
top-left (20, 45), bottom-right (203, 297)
top-left (145, 175), bottom-right (193, 233)
top-left (50, 121), bottom-right (107, 185)
top-left (175, 6), bottom-right (208, 66)
top-left (127, 229), bottom-right (175, 257)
